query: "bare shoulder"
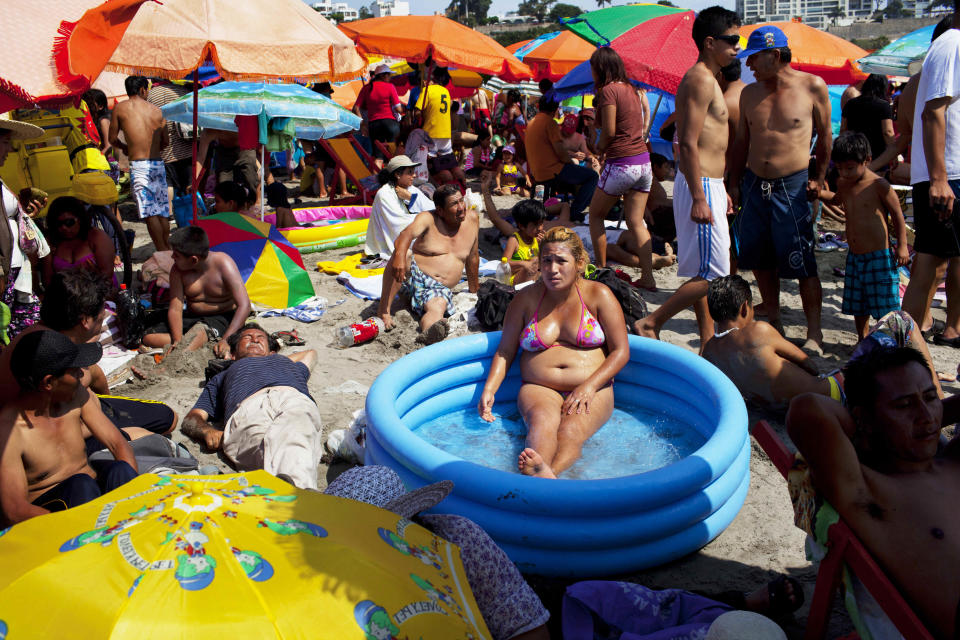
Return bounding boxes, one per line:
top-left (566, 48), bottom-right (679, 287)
top-left (803, 70), bottom-right (829, 95)
top-left (211, 251), bottom-right (240, 272)
top-left (679, 64), bottom-right (717, 95)
top-left (581, 278), bottom-right (616, 305)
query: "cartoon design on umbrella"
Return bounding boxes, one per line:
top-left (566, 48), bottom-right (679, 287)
top-left (0, 472), bottom-right (491, 639)
top-left (198, 212), bottom-right (315, 310)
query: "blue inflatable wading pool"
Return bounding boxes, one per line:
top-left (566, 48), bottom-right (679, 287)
top-left (365, 333), bottom-right (749, 577)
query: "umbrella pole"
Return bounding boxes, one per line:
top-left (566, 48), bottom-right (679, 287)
top-left (649, 91), bottom-right (663, 141)
top-left (191, 69), bottom-right (199, 224)
top-left (261, 145), bottom-right (266, 222)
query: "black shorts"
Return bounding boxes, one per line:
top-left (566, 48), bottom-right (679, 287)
top-left (216, 148), bottom-right (259, 194)
top-left (912, 181), bottom-right (960, 258)
top-left (428, 153), bottom-right (459, 174)
top-left (164, 157), bottom-right (192, 196)
top-left (144, 309), bottom-right (236, 340)
top-left (369, 118), bottom-right (400, 144)
top-left (86, 396), bottom-right (176, 456)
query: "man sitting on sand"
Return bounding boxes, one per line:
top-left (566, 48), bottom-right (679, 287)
top-left (181, 324), bottom-right (322, 490)
top-left (142, 226), bottom-right (251, 358)
top-left (787, 346), bottom-right (960, 638)
top-left (0, 331), bottom-right (138, 524)
top-left (702, 275), bottom-right (843, 411)
top-left (0, 270), bottom-right (178, 451)
top-left (378, 184), bottom-right (480, 344)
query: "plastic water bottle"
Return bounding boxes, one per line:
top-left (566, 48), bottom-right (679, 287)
top-left (495, 257), bottom-right (512, 285)
top-left (534, 184), bottom-right (545, 201)
top-left (336, 317), bottom-right (385, 347)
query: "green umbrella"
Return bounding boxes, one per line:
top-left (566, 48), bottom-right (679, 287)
top-left (561, 4), bottom-right (687, 46)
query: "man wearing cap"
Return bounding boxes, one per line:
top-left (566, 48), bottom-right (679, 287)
top-left (366, 155), bottom-right (436, 259)
top-left (0, 331), bottom-right (137, 525)
top-left (355, 64), bottom-right (404, 154)
top-left (729, 25), bottom-right (832, 351)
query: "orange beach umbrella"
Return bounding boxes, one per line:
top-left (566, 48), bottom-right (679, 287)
top-left (339, 15), bottom-right (532, 81)
top-left (507, 31), bottom-right (596, 82)
top-left (740, 22), bottom-right (868, 85)
top-left (106, 0), bottom-right (366, 82)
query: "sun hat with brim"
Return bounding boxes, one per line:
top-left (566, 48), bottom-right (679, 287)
top-left (384, 155), bottom-right (420, 173)
top-left (324, 465), bottom-right (454, 519)
top-left (10, 330), bottom-right (103, 385)
top-left (0, 119), bottom-right (43, 141)
top-left (706, 611), bottom-right (787, 640)
top-left (737, 25), bottom-right (789, 59)
top-left (373, 63), bottom-right (393, 77)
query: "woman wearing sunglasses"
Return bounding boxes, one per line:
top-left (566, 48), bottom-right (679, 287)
top-left (43, 196), bottom-right (117, 289)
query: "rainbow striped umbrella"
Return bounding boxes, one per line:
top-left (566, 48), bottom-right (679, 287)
top-left (560, 3), bottom-right (687, 46)
top-left (198, 213), bottom-right (314, 309)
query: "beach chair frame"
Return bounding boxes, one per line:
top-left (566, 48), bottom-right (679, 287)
top-left (374, 140), bottom-right (396, 161)
top-left (751, 420), bottom-right (935, 640)
top-left (317, 135), bottom-right (379, 206)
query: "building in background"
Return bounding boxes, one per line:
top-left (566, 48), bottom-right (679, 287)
top-left (370, 0), bottom-right (410, 16)
top-left (309, 0), bottom-right (358, 22)
top-left (737, 0), bottom-right (942, 29)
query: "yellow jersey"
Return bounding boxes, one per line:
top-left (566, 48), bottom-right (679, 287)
top-left (415, 84), bottom-right (452, 140)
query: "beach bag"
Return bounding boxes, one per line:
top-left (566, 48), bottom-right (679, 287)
top-left (475, 279), bottom-right (516, 330)
top-left (172, 193), bottom-right (206, 227)
top-left (90, 433), bottom-right (199, 474)
top-left (115, 286), bottom-right (147, 349)
top-left (587, 268), bottom-right (648, 329)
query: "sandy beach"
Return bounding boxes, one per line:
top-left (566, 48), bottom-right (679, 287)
top-left (115, 181), bottom-right (960, 637)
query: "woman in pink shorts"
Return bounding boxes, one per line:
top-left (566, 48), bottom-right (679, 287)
top-left (586, 48), bottom-right (656, 289)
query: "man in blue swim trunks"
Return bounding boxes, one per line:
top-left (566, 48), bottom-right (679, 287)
top-left (729, 26), bottom-right (833, 351)
top-left (378, 184), bottom-right (480, 345)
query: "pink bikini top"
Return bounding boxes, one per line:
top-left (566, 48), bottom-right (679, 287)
top-left (519, 285), bottom-right (606, 352)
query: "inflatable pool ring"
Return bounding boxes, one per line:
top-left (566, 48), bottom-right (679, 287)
top-left (263, 206), bottom-right (372, 254)
top-left (365, 333), bottom-right (749, 577)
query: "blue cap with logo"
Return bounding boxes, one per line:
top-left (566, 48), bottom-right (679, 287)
top-left (736, 25), bottom-right (789, 59)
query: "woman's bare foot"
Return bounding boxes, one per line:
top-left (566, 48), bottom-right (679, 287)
top-left (652, 254), bottom-right (676, 269)
top-left (518, 448), bottom-right (557, 478)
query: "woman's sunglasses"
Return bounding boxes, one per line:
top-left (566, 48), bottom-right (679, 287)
top-left (57, 217), bottom-right (78, 228)
top-left (712, 34), bottom-right (741, 45)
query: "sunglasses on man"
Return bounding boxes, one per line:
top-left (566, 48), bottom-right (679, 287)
top-left (712, 34), bottom-right (741, 45)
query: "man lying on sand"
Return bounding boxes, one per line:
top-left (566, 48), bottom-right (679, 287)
top-left (378, 184), bottom-right (479, 344)
top-left (787, 346), bottom-right (960, 638)
top-left (180, 324), bottom-right (322, 490)
top-left (0, 331), bottom-right (137, 524)
top-left (142, 226), bottom-right (251, 358)
top-left (702, 275), bottom-right (842, 411)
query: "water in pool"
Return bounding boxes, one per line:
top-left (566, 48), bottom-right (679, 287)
top-left (413, 404), bottom-right (705, 479)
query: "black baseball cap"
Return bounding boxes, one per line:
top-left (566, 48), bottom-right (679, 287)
top-left (11, 330), bottom-right (102, 385)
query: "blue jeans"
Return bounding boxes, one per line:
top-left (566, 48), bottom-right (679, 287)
top-left (554, 163), bottom-right (599, 221)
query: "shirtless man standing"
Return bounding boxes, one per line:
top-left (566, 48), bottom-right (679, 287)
top-left (378, 184), bottom-right (479, 344)
top-left (788, 346), bottom-right (960, 638)
top-left (110, 76), bottom-right (170, 252)
top-left (0, 331), bottom-right (137, 525)
top-left (729, 27), bottom-right (832, 351)
top-left (142, 226), bottom-right (251, 358)
top-left (636, 6), bottom-right (739, 350)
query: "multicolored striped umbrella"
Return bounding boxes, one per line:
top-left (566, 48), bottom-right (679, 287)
top-left (561, 3), bottom-right (687, 47)
top-left (197, 213), bottom-right (315, 309)
top-left (161, 81), bottom-right (361, 140)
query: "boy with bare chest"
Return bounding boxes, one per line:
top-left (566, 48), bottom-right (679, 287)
top-left (820, 132), bottom-right (909, 339)
top-left (0, 331), bottom-right (137, 525)
top-left (142, 227), bottom-right (251, 358)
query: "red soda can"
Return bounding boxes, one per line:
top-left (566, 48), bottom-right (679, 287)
top-left (336, 317), bottom-right (384, 347)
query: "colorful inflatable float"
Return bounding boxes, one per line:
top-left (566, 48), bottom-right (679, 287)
top-left (262, 206), bottom-right (372, 254)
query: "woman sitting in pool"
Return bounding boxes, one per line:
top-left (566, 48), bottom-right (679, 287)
top-left (478, 227), bottom-right (630, 478)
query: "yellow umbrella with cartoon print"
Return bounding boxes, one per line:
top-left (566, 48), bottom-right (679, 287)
top-left (0, 471), bottom-right (490, 640)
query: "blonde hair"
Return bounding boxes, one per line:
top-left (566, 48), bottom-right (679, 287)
top-left (540, 226), bottom-right (588, 268)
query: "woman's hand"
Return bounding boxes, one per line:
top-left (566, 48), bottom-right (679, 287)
top-left (562, 382), bottom-right (598, 415)
top-left (395, 185), bottom-right (412, 202)
top-left (478, 389), bottom-right (496, 422)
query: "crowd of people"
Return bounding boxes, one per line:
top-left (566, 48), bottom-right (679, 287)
top-left (1, 3), bottom-right (959, 636)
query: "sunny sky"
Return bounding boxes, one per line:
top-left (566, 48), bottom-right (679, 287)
top-left (313, 0), bottom-right (736, 18)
